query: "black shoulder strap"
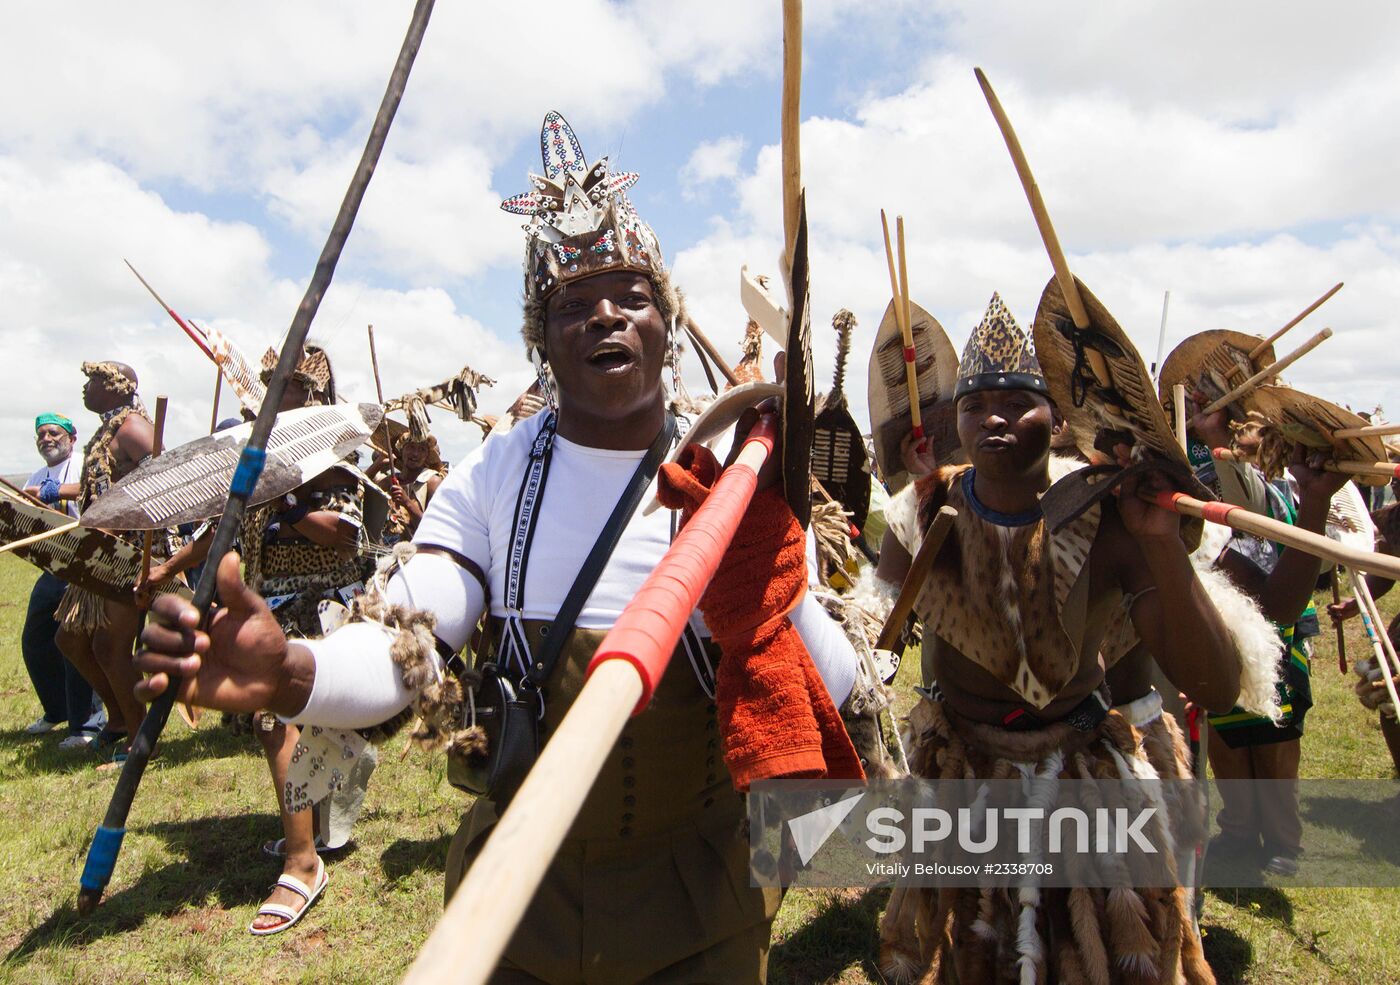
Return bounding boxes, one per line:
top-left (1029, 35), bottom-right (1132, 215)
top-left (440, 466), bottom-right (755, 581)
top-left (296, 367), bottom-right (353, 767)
top-left (524, 414), bottom-right (677, 687)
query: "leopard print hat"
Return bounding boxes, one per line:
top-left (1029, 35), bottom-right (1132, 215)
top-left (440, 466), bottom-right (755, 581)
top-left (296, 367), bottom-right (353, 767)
top-left (953, 293), bottom-right (1046, 399)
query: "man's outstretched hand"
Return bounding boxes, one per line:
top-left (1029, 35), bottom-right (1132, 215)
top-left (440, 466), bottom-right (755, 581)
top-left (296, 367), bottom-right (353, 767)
top-left (134, 552), bottom-right (312, 718)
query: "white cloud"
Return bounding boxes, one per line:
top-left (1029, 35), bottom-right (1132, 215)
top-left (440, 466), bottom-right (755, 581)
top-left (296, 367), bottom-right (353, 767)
top-left (680, 136), bottom-right (746, 195)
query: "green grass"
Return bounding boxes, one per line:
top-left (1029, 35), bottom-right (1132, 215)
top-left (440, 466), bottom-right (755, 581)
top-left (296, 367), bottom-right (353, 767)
top-left (0, 552), bottom-right (1396, 983)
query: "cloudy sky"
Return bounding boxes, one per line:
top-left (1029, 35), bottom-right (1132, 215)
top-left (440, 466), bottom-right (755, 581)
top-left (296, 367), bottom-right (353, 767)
top-left (3, 1), bottom-right (1398, 473)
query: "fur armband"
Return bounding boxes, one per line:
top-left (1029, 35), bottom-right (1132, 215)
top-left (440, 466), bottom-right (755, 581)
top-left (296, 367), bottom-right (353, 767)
top-left (347, 542), bottom-right (486, 759)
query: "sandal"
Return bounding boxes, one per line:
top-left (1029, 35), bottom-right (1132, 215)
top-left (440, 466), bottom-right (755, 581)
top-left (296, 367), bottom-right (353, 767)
top-left (249, 858), bottom-right (328, 936)
top-left (262, 837), bottom-right (336, 858)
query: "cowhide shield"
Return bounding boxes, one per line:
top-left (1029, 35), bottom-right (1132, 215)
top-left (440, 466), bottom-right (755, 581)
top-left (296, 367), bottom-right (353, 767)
top-left (81, 402), bottom-right (384, 531)
top-left (812, 309), bottom-right (870, 531)
top-left (866, 299), bottom-right (961, 494)
top-left (783, 196), bottom-right (815, 530)
top-left (1247, 384), bottom-right (1390, 488)
top-left (1033, 274), bottom-right (1186, 470)
top-left (1157, 328), bottom-right (1276, 423)
top-left (0, 485), bottom-right (187, 604)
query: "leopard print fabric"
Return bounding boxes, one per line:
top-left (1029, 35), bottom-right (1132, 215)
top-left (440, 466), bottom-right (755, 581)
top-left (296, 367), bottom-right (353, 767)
top-left (241, 473), bottom-right (368, 638)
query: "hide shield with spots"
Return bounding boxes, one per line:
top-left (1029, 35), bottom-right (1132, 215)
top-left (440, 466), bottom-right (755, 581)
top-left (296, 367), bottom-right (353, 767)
top-left (0, 484), bottom-right (188, 604)
top-left (866, 300), bottom-right (960, 494)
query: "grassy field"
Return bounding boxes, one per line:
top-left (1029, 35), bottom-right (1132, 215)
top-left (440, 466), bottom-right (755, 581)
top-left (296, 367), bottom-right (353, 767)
top-left (0, 551), bottom-right (1397, 983)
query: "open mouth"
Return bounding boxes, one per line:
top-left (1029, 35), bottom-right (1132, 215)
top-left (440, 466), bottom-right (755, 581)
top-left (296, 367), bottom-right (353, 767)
top-left (587, 342), bottom-right (637, 374)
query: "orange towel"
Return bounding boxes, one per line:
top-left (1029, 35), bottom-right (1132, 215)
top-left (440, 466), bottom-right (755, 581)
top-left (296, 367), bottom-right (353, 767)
top-left (658, 445), bottom-right (864, 792)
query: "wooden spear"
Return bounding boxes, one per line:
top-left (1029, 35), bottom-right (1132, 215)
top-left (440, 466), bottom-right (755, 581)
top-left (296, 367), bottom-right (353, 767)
top-left (1333, 421), bottom-right (1400, 440)
top-left (1200, 326), bottom-right (1333, 416)
top-left (974, 67), bottom-right (1111, 388)
top-left (367, 324), bottom-right (399, 484)
top-left (879, 210), bottom-right (924, 445)
top-left (208, 365), bottom-right (222, 433)
top-left (1331, 568), bottom-right (1347, 674)
top-left (0, 520), bottom-right (81, 556)
top-left (683, 316), bottom-right (740, 387)
top-left (1147, 490), bottom-right (1400, 580)
top-left (1173, 383), bottom-right (1189, 453)
top-left (1248, 282), bottom-right (1344, 362)
top-left (781, 0), bottom-right (802, 266)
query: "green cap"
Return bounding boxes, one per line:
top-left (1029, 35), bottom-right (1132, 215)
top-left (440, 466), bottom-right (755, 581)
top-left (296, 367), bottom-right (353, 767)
top-left (35, 413), bottom-right (75, 436)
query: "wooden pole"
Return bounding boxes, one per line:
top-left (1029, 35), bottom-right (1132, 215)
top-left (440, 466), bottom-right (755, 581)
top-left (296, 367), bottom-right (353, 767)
top-left (1332, 421), bottom-right (1400, 440)
top-left (879, 211), bottom-right (924, 443)
top-left (974, 67), bottom-right (1111, 388)
top-left (1248, 282), bottom-right (1343, 361)
top-left (781, 0), bottom-right (802, 266)
top-left (1172, 383), bottom-right (1189, 453)
top-left (875, 507), bottom-right (956, 651)
top-left (683, 317), bottom-right (740, 387)
top-left (1324, 461), bottom-right (1400, 481)
top-left (0, 520), bottom-right (81, 556)
top-left (1331, 568), bottom-right (1347, 674)
top-left (367, 324), bottom-right (398, 481)
top-left (208, 365), bottom-right (222, 433)
top-left (1148, 490), bottom-right (1400, 580)
top-left (137, 395), bottom-right (169, 606)
top-left (1200, 327), bottom-right (1333, 416)
top-left (402, 421), bottom-right (778, 984)
top-left (1353, 571), bottom-right (1400, 715)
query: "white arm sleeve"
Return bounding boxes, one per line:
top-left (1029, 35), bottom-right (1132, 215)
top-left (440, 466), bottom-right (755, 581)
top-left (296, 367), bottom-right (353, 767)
top-left (286, 550), bottom-right (488, 729)
top-left (790, 594), bottom-right (858, 707)
top-left (287, 623), bottom-right (415, 729)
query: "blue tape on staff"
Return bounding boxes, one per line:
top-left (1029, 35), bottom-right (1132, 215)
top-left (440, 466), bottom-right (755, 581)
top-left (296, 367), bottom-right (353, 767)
top-left (231, 446), bottom-right (267, 498)
top-left (80, 825), bottom-right (127, 892)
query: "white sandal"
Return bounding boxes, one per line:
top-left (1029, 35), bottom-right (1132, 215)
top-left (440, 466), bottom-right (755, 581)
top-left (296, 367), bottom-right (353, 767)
top-left (249, 858), bottom-right (328, 936)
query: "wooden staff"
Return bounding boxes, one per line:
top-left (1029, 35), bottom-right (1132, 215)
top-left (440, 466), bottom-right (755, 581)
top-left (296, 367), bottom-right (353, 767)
top-left (1248, 282), bottom-right (1343, 361)
top-left (1352, 570), bottom-right (1400, 716)
top-left (1172, 383), bottom-right (1188, 453)
top-left (367, 324), bottom-right (398, 482)
top-left (137, 395), bottom-right (169, 606)
top-left (1148, 490), bottom-right (1400, 580)
top-left (781, 0), bottom-right (802, 265)
top-left (974, 67), bottom-right (1111, 388)
top-left (683, 316), bottom-right (740, 387)
top-left (879, 210), bottom-right (923, 444)
top-left (1200, 326), bottom-right (1333, 416)
top-left (1331, 567), bottom-right (1347, 674)
top-left (402, 416), bottom-right (779, 984)
top-left (875, 506), bottom-right (956, 651)
top-left (125, 259), bottom-right (214, 360)
top-left (0, 520), bottom-right (81, 556)
top-left (208, 365), bottom-right (222, 433)
top-left (1325, 461), bottom-right (1400, 481)
top-left (1333, 420), bottom-right (1400, 440)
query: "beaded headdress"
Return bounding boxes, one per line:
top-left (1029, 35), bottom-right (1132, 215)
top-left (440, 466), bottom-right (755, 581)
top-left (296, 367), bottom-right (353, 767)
top-left (502, 111), bottom-right (677, 356)
top-left (954, 293), bottom-right (1046, 398)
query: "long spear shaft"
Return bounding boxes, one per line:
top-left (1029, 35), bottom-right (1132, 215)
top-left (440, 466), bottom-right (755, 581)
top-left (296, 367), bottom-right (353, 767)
top-left (77, 0), bottom-right (437, 914)
top-left (367, 324), bottom-right (398, 480)
top-left (124, 260), bottom-right (214, 360)
top-left (208, 366), bottom-right (222, 433)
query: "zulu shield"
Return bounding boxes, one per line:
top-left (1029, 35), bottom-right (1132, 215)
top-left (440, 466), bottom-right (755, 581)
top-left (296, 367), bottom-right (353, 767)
top-left (0, 483), bottom-right (187, 603)
top-left (812, 309), bottom-right (870, 531)
top-left (1248, 384), bottom-right (1390, 487)
top-left (80, 402), bottom-right (383, 531)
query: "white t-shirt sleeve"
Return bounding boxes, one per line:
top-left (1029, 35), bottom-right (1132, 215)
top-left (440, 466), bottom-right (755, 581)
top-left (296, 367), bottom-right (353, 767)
top-left (790, 593), bottom-right (857, 707)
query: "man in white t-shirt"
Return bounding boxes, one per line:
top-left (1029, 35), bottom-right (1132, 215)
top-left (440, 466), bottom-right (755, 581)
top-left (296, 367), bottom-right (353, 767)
top-left (19, 413), bottom-right (98, 746)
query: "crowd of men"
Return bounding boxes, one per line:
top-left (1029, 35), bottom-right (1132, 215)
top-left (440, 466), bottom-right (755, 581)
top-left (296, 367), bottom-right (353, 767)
top-left (6, 108), bottom-right (1399, 983)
